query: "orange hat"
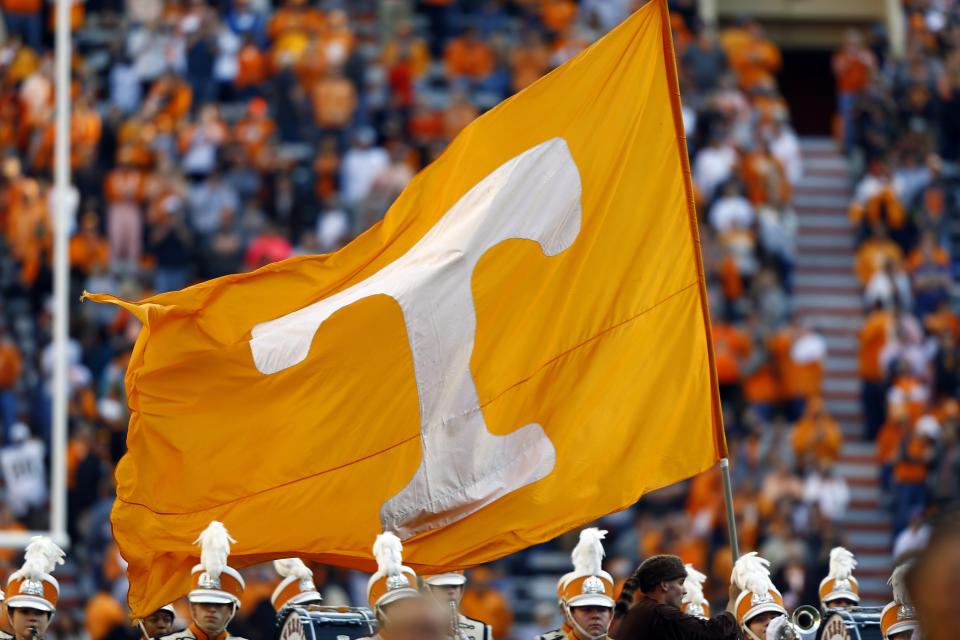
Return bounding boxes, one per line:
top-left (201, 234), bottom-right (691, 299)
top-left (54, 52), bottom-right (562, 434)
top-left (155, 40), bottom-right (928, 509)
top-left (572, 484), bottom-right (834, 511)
top-left (272, 559), bottom-right (322, 611)
top-left (188, 522), bottom-right (245, 608)
top-left (366, 533), bottom-right (419, 610)
top-left (819, 547), bottom-right (860, 606)
top-left (559, 529), bottom-right (615, 609)
top-left (732, 553), bottom-right (787, 640)
top-left (680, 564), bottom-right (710, 619)
top-left (5, 537), bottom-right (65, 613)
top-left (880, 563), bottom-right (918, 640)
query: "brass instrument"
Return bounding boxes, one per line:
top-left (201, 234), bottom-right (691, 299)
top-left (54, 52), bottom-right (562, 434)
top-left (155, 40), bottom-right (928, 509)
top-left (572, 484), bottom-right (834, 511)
top-left (449, 600), bottom-right (463, 640)
top-left (793, 605), bottom-right (822, 633)
top-left (775, 606), bottom-right (822, 640)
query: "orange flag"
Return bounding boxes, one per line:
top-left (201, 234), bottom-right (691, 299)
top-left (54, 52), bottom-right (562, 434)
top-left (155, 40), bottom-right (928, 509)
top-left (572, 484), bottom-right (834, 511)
top-left (89, 0), bottom-right (725, 618)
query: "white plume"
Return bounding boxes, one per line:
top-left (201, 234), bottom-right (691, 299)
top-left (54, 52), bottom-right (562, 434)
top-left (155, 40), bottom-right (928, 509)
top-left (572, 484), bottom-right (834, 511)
top-left (888, 562), bottom-right (913, 606)
top-left (10, 537), bottom-right (65, 582)
top-left (373, 532), bottom-right (404, 576)
top-left (828, 547), bottom-right (857, 580)
top-left (274, 558), bottom-right (313, 581)
top-left (193, 521), bottom-right (236, 579)
top-left (682, 564), bottom-right (707, 606)
top-left (732, 552), bottom-right (775, 596)
top-left (571, 528), bottom-right (607, 576)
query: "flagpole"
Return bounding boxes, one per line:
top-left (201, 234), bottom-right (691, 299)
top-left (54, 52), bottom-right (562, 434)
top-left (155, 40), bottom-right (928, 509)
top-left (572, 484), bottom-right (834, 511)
top-left (51, 0), bottom-right (71, 549)
top-left (719, 458), bottom-right (739, 562)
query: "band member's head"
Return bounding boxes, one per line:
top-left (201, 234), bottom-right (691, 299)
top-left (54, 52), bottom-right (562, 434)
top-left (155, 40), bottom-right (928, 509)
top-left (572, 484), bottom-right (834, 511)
top-left (187, 522), bottom-right (244, 637)
top-left (637, 555), bottom-right (688, 609)
top-left (5, 537), bottom-right (66, 640)
top-left (819, 547), bottom-right (860, 611)
top-left (271, 559), bottom-right (322, 612)
top-left (558, 529), bottom-right (616, 640)
top-left (732, 553), bottom-right (787, 640)
top-left (881, 562), bottom-right (919, 640)
top-left (422, 572), bottom-right (466, 606)
top-left (367, 532), bottom-right (421, 627)
top-left (141, 605), bottom-right (176, 639)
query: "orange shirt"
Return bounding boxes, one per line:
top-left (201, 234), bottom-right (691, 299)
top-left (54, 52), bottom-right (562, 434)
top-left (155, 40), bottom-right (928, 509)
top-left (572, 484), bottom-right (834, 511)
top-left (104, 168), bottom-right (146, 204)
top-left (381, 39), bottom-right (431, 78)
top-left (443, 102), bottom-right (478, 140)
top-left (311, 77), bottom-right (356, 128)
top-left (712, 324), bottom-right (751, 384)
top-left (84, 592), bottom-right (125, 640)
top-left (510, 43), bottom-right (550, 92)
top-left (744, 361), bottom-right (779, 404)
top-left (444, 38), bottom-right (495, 80)
top-left (855, 238), bottom-right (903, 285)
top-left (460, 589), bottom-right (513, 639)
top-left (69, 233), bottom-right (110, 274)
top-left (859, 309), bottom-right (892, 381)
top-left (833, 49), bottom-right (875, 93)
top-left (926, 308), bottom-right (960, 339)
top-left (907, 246), bottom-right (950, 272)
top-left (791, 415), bottom-right (843, 463)
top-left (741, 151), bottom-right (791, 206)
top-left (234, 116), bottom-right (276, 159)
top-left (876, 419), bottom-right (906, 464)
top-left (893, 431), bottom-right (932, 484)
top-left (0, 341), bottom-right (22, 389)
top-left (542, 0), bottom-right (577, 33)
top-left (236, 44), bottom-right (270, 88)
top-left (2, 0), bottom-right (41, 13)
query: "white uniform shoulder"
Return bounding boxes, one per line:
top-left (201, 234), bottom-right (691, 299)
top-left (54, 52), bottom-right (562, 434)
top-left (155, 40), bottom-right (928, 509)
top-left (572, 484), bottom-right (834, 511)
top-left (535, 629), bottom-right (567, 640)
top-left (0, 631), bottom-right (13, 640)
top-left (159, 630), bottom-right (196, 640)
top-left (458, 614), bottom-right (493, 640)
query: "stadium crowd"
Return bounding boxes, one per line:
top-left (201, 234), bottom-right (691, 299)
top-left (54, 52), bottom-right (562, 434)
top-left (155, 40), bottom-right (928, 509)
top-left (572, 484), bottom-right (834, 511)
top-left (0, 0), bottom-right (954, 639)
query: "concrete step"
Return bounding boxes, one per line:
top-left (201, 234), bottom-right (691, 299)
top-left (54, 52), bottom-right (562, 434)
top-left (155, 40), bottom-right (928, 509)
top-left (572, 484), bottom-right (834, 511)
top-left (842, 508), bottom-right (890, 526)
top-left (796, 175), bottom-right (851, 190)
top-left (848, 530), bottom-right (891, 547)
top-left (800, 137), bottom-right (840, 151)
top-left (797, 234), bottom-right (856, 249)
top-left (795, 193), bottom-right (852, 209)
top-left (828, 397), bottom-right (861, 415)
top-left (798, 214), bottom-right (850, 228)
top-left (803, 156), bottom-right (850, 172)
top-left (795, 272), bottom-right (860, 288)
top-left (843, 441), bottom-right (875, 456)
top-left (824, 378), bottom-right (860, 394)
top-left (794, 292), bottom-right (861, 309)
top-left (796, 253), bottom-right (854, 268)
top-left (850, 485), bottom-right (882, 502)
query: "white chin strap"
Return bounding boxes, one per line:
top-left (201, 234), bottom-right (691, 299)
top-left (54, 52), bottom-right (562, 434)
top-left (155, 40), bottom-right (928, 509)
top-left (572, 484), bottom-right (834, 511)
top-left (561, 603), bottom-right (609, 640)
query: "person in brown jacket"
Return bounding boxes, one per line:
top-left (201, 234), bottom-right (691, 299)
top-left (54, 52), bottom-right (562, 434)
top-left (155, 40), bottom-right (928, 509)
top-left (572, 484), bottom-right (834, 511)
top-left (611, 555), bottom-right (741, 640)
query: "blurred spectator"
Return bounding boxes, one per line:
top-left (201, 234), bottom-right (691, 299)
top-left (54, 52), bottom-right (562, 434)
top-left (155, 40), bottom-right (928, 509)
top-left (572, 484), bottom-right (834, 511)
top-left (791, 397), bottom-right (843, 467)
top-left (0, 324), bottom-right (22, 435)
top-left (459, 568), bottom-right (513, 640)
top-left (0, 422), bottom-right (46, 526)
top-left (833, 30), bottom-right (877, 152)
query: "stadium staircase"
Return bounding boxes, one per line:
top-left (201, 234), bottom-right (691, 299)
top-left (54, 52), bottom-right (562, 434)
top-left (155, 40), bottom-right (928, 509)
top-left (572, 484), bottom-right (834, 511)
top-left (794, 138), bottom-right (891, 605)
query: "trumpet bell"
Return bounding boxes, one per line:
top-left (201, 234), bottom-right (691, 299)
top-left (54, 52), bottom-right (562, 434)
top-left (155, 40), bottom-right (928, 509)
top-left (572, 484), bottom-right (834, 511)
top-left (792, 605), bottom-right (822, 632)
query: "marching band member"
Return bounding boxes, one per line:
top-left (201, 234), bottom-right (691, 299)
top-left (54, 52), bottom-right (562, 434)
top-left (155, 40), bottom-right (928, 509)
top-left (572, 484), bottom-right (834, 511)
top-left (680, 564), bottom-right (710, 619)
top-left (731, 552), bottom-right (788, 640)
top-left (614, 554), bottom-right (739, 639)
top-left (819, 547), bottom-right (860, 611)
top-left (4, 537), bottom-right (65, 640)
top-left (422, 571), bottom-right (493, 640)
top-left (139, 605), bottom-right (177, 639)
top-left (271, 559), bottom-right (323, 611)
top-left (880, 563), bottom-right (919, 640)
top-left (160, 521), bottom-right (248, 640)
top-left (363, 532), bottom-right (446, 640)
top-left (535, 528), bottom-right (616, 640)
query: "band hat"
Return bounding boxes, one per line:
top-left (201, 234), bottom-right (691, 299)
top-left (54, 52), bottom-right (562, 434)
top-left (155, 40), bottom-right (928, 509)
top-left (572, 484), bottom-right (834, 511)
top-left (880, 563), bottom-right (918, 639)
top-left (681, 564), bottom-right (710, 619)
top-left (187, 522), bottom-right (245, 607)
top-left (160, 605), bottom-right (176, 616)
top-left (5, 537), bottom-right (65, 613)
top-left (732, 553), bottom-right (787, 626)
top-left (272, 559), bottom-right (322, 611)
top-left (366, 533), bottom-right (420, 609)
top-left (819, 547), bottom-right (860, 605)
top-left (423, 572), bottom-right (466, 587)
top-left (560, 529), bottom-right (615, 609)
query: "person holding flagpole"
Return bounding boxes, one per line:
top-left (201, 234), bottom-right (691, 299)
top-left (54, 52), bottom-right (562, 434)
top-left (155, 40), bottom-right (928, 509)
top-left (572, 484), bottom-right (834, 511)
top-left (138, 605), bottom-right (177, 639)
top-left (612, 554), bottom-right (740, 640)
